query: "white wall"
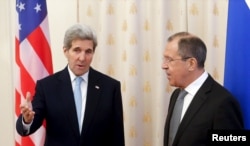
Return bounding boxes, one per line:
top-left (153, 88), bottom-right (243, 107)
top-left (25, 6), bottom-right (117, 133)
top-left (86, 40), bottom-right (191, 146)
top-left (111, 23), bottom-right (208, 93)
top-left (0, 0), bottom-right (14, 145)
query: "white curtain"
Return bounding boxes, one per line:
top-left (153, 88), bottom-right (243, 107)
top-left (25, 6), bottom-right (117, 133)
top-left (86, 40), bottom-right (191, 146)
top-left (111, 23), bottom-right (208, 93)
top-left (78, 0), bottom-right (228, 146)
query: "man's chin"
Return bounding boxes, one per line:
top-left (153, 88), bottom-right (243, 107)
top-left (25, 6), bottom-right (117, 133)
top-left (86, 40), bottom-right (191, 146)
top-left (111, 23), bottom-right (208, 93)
top-left (74, 70), bottom-right (87, 76)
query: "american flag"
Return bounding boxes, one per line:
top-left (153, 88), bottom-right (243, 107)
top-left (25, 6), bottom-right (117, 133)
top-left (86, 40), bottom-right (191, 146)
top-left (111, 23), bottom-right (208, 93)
top-left (15, 0), bottom-right (53, 145)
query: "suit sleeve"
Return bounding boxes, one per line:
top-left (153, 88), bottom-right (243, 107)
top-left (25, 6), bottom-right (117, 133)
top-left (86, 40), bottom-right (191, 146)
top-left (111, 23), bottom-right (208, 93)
top-left (16, 115), bottom-right (29, 136)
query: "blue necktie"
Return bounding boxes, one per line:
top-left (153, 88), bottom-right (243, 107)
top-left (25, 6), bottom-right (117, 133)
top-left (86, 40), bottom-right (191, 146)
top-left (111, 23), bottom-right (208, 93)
top-left (74, 77), bottom-right (83, 132)
top-left (168, 89), bottom-right (188, 146)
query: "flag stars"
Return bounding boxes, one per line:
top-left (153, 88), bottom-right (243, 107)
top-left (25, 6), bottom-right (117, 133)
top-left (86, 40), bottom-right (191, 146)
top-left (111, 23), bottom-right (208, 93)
top-left (34, 3), bottom-right (42, 13)
top-left (17, 2), bottom-right (25, 12)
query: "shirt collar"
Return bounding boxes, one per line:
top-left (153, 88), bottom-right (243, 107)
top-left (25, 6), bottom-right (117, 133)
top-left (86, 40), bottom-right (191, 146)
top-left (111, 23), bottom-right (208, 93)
top-left (185, 71), bottom-right (208, 96)
top-left (67, 66), bottom-right (89, 83)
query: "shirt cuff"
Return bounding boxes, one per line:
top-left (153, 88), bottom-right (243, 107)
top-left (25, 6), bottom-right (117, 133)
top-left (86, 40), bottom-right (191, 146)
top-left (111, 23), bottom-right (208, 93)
top-left (22, 116), bottom-right (33, 134)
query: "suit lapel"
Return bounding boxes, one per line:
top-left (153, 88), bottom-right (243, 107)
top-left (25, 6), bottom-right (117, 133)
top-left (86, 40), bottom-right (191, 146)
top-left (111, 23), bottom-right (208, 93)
top-left (58, 67), bottom-right (81, 138)
top-left (81, 68), bottom-right (102, 134)
top-left (173, 75), bottom-right (214, 145)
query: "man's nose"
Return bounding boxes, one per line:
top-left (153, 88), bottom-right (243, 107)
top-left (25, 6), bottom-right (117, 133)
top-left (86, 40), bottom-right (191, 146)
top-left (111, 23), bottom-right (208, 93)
top-left (79, 52), bottom-right (85, 60)
top-left (162, 62), bottom-right (168, 69)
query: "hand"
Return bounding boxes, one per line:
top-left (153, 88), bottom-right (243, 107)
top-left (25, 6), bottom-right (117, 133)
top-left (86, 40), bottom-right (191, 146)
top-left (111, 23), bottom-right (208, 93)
top-left (20, 92), bottom-right (35, 124)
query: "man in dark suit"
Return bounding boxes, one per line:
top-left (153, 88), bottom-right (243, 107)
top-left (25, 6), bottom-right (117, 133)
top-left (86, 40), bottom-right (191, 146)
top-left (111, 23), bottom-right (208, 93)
top-left (162, 32), bottom-right (244, 146)
top-left (16, 24), bottom-right (125, 146)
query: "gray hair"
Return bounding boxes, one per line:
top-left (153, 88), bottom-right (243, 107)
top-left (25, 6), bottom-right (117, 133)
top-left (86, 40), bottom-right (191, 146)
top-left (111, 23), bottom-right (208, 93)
top-left (63, 24), bottom-right (98, 51)
top-left (168, 32), bottom-right (207, 68)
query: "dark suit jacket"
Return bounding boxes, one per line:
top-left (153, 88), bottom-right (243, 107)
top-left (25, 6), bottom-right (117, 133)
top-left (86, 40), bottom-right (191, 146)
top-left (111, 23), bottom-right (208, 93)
top-left (164, 75), bottom-right (244, 146)
top-left (16, 67), bottom-right (125, 146)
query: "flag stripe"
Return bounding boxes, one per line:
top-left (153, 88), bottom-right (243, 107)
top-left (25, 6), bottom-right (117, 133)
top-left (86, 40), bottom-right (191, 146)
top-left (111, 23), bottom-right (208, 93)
top-left (15, 0), bottom-right (53, 145)
top-left (15, 90), bottom-right (21, 115)
top-left (40, 17), bottom-right (51, 49)
top-left (15, 38), bottom-right (36, 96)
top-left (27, 26), bottom-right (53, 74)
top-left (21, 136), bottom-right (35, 146)
top-left (30, 126), bottom-right (46, 146)
top-left (20, 39), bottom-right (49, 81)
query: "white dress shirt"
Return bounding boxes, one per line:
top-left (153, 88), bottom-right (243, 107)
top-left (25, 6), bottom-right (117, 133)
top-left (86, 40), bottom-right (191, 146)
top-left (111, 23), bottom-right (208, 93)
top-left (68, 66), bottom-right (89, 131)
top-left (180, 71), bottom-right (208, 121)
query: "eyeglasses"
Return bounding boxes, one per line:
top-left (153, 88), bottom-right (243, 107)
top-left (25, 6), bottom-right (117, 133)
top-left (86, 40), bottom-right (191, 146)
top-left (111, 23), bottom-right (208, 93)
top-left (162, 57), bottom-right (192, 64)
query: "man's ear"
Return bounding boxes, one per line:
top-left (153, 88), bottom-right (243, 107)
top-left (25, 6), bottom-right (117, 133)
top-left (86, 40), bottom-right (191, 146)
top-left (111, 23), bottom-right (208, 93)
top-left (188, 58), bottom-right (197, 71)
top-left (63, 47), bottom-right (68, 56)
